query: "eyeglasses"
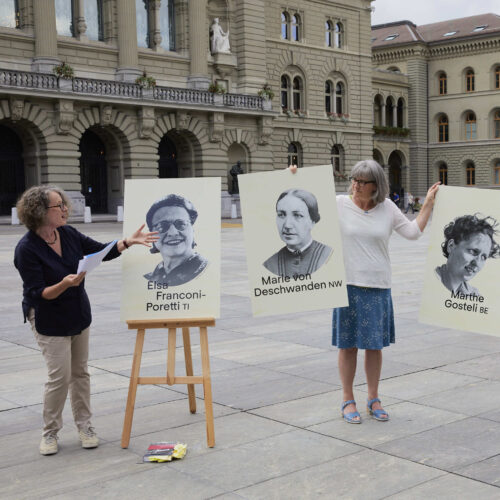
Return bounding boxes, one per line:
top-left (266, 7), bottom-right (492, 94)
top-left (349, 177), bottom-right (376, 187)
top-left (47, 202), bottom-right (67, 210)
top-left (152, 219), bottom-right (190, 233)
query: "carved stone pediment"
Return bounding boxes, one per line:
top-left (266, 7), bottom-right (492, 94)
top-left (209, 112), bottom-right (224, 143)
top-left (55, 100), bottom-right (74, 135)
top-left (138, 106), bottom-right (155, 139)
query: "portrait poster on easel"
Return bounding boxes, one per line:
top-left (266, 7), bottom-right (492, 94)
top-left (419, 185), bottom-right (500, 337)
top-left (120, 178), bottom-right (221, 321)
top-left (238, 164), bottom-right (348, 317)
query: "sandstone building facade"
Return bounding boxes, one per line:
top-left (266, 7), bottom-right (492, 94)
top-left (372, 13), bottom-right (500, 197)
top-left (0, 0), bottom-right (374, 216)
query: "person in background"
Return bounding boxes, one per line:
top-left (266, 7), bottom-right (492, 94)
top-left (289, 161), bottom-right (439, 423)
top-left (405, 192), bottom-right (415, 214)
top-left (14, 185), bottom-right (158, 455)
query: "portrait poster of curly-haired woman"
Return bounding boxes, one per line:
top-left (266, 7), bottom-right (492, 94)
top-left (239, 165), bottom-right (348, 317)
top-left (120, 178), bottom-right (221, 320)
top-left (420, 186), bottom-right (500, 337)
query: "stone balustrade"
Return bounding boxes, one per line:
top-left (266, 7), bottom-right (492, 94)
top-left (0, 68), bottom-right (267, 111)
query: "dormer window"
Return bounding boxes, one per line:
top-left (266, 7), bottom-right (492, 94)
top-left (472, 25), bottom-right (487, 32)
top-left (384, 34), bottom-right (398, 41)
top-left (443, 31), bottom-right (457, 37)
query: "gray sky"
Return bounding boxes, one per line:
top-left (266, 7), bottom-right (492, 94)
top-left (371, 0), bottom-right (499, 27)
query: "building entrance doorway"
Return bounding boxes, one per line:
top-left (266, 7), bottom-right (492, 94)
top-left (158, 135), bottom-right (178, 178)
top-left (0, 124), bottom-right (25, 215)
top-left (79, 130), bottom-right (108, 213)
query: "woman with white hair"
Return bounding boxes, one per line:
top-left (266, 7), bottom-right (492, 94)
top-left (290, 160), bottom-right (439, 423)
top-left (334, 160), bottom-right (439, 423)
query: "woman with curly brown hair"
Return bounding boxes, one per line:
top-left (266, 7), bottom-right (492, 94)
top-left (14, 186), bottom-right (157, 455)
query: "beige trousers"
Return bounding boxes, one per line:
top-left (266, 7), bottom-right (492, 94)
top-left (28, 309), bottom-right (92, 437)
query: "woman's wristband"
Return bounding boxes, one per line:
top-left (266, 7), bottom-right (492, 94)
top-left (123, 238), bottom-right (130, 249)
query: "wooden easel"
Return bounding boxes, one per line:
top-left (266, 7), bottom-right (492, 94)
top-left (121, 318), bottom-right (216, 448)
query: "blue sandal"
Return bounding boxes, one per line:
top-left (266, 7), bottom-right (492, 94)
top-left (367, 398), bottom-right (389, 421)
top-left (341, 400), bottom-right (361, 424)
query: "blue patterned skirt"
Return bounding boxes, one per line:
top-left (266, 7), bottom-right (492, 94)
top-left (332, 285), bottom-right (395, 350)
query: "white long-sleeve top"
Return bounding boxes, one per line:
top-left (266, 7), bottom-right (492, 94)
top-left (336, 195), bottom-right (422, 288)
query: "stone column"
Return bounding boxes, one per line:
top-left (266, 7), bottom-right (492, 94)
top-left (116, 0), bottom-right (142, 82)
top-left (150, 0), bottom-right (162, 51)
top-left (393, 104), bottom-right (398, 128)
top-left (75, 0), bottom-right (88, 41)
top-left (381, 103), bottom-right (386, 126)
top-left (32, 0), bottom-right (60, 72)
top-left (187, 0), bottom-right (209, 89)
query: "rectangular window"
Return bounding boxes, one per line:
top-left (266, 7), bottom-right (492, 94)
top-left (466, 123), bottom-right (477, 140)
top-left (495, 167), bottom-right (500, 185)
top-left (136, 0), bottom-right (149, 48)
top-left (55, 0), bottom-right (74, 37)
top-left (439, 77), bottom-right (447, 95)
top-left (0, 0), bottom-right (19, 28)
top-left (84, 0), bottom-right (104, 41)
top-left (159, 0), bottom-right (175, 51)
top-left (466, 167), bottom-right (475, 186)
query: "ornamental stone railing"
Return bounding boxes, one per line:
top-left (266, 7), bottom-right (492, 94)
top-left (0, 68), bottom-right (58, 90)
top-left (0, 68), bottom-right (268, 112)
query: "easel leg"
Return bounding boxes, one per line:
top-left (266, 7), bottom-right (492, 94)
top-left (199, 326), bottom-right (215, 447)
top-left (121, 328), bottom-right (145, 448)
top-left (182, 327), bottom-right (196, 413)
top-left (166, 327), bottom-right (176, 385)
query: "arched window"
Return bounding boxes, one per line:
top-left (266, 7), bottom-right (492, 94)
top-left (281, 75), bottom-right (290, 112)
top-left (439, 72), bottom-right (447, 95)
top-left (335, 22), bottom-right (344, 48)
top-left (331, 145), bottom-right (342, 173)
top-left (325, 81), bottom-right (333, 114)
top-left (495, 110), bottom-right (500, 139)
top-left (287, 143), bottom-right (301, 167)
top-left (466, 69), bottom-right (475, 92)
top-left (496, 66), bottom-right (500, 90)
top-left (495, 161), bottom-right (500, 185)
top-left (325, 21), bottom-right (333, 47)
top-left (397, 98), bottom-right (404, 127)
top-left (159, 0), bottom-right (175, 50)
top-left (55, 0), bottom-right (74, 36)
top-left (291, 14), bottom-right (300, 41)
top-left (335, 82), bottom-right (344, 114)
top-left (0, 0), bottom-right (20, 28)
top-left (386, 97), bottom-right (394, 127)
top-left (438, 115), bottom-right (449, 143)
top-left (293, 77), bottom-right (303, 111)
top-left (136, 0), bottom-right (149, 47)
top-left (466, 162), bottom-right (475, 185)
top-left (439, 163), bottom-right (448, 185)
top-left (465, 112), bottom-right (477, 140)
top-left (85, 0), bottom-right (104, 41)
top-left (281, 12), bottom-right (289, 40)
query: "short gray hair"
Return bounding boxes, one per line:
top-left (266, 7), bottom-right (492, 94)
top-left (348, 159), bottom-right (389, 205)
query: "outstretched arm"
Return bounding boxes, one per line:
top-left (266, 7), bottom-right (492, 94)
top-left (416, 182), bottom-right (440, 232)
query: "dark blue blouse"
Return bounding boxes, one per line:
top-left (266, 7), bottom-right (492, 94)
top-left (14, 225), bottom-right (120, 336)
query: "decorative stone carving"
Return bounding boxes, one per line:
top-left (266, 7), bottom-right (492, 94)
top-left (258, 116), bottom-right (273, 145)
top-left (209, 112), bottom-right (224, 143)
top-left (100, 104), bottom-right (113, 126)
top-left (210, 18), bottom-right (230, 54)
top-left (55, 100), bottom-right (74, 135)
top-left (9, 99), bottom-right (24, 121)
top-left (176, 111), bottom-right (190, 130)
top-left (138, 107), bottom-right (155, 138)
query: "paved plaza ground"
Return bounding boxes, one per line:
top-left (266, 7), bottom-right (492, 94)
top-left (1, 219), bottom-right (499, 499)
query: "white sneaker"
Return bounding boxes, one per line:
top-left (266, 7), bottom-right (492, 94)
top-left (40, 432), bottom-right (58, 455)
top-left (78, 426), bottom-right (99, 449)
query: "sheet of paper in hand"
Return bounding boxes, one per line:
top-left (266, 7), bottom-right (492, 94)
top-left (419, 185), bottom-right (500, 337)
top-left (121, 177), bottom-right (221, 321)
top-left (238, 164), bottom-right (348, 317)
